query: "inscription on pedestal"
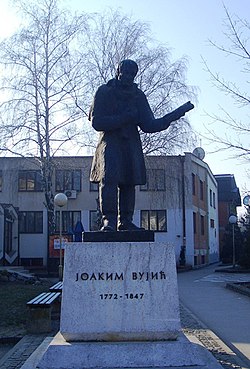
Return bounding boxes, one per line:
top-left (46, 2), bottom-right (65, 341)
top-left (75, 270), bottom-right (168, 303)
top-left (75, 271), bottom-right (167, 281)
top-left (60, 242), bottom-right (181, 342)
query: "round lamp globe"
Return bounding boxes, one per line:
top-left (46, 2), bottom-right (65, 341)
top-left (228, 215), bottom-right (237, 224)
top-left (54, 193), bottom-right (68, 207)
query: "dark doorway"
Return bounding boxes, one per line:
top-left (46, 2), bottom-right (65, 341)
top-left (4, 218), bottom-right (13, 255)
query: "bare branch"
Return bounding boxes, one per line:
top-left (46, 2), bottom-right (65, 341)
top-left (203, 6), bottom-right (250, 164)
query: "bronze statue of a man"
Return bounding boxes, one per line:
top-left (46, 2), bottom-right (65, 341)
top-left (89, 59), bottom-right (194, 231)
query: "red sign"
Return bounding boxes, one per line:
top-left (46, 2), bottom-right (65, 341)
top-left (49, 235), bottom-right (72, 258)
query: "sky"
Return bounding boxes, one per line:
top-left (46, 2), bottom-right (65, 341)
top-left (0, 0), bottom-right (249, 211)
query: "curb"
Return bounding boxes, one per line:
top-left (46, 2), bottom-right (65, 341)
top-left (215, 268), bottom-right (250, 274)
top-left (226, 282), bottom-right (250, 298)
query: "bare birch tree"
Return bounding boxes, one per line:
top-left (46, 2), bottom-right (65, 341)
top-left (0, 0), bottom-right (88, 231)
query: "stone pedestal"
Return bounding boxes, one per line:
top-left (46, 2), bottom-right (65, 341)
top-left (82, 230), bottom-right (155, 242)
top-left (32, 240), bottom-right (223, 369)
top-left (60, 241), bottom-right (180, 342)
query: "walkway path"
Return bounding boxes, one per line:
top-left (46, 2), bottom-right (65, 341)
top-left (178, 264), bottom-right (250, 369)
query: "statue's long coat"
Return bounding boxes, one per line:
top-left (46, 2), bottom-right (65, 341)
top-left (89, 79), bottom-right (173, 185)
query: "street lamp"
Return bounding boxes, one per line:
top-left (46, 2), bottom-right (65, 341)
top-left (243, 195), bottom-right (250, 206)
top-left (54, 193), bottom-right (68, 280)
top-left (229, 214), bottom-right (237, 269)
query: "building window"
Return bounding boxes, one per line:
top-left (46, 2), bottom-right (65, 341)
top-left (200, 215), bottom-right (205, 235)
top-left (140, 169), bottom-right (165, 191)
top-left (209, 189), bottom-right (213, 206)
top-left (213, 192), bottom-right (216, 208)
top-left (200, 180), bottom-right (204, 200)
top-left (210, 219), bottom-right (215, 228)
top-left (192, 173), bottom-right (196, 195)
top-left (55, 211), bottom-right (81, 233)
top-left (89, 210), bottom-right (101, 231)
top-left (193, 212), bottom-right (197, 234)
top-left (19, 211), bottom-right (43, 233)
top-left (141, 210), bottom-right (167, 231)
top-left (18, 171), bottom-right (43, 192)
top-left (90, 182), bottom-right (99, 192)
top-left (55, 170), bottom-right (81, 192)
top-left (0, 170), bottom-right (2, 191)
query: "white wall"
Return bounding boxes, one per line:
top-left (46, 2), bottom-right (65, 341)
top-left (19, 209), bottom-right (48, 264)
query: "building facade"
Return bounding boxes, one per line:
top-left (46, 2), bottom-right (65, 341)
top-left (214, 174), bottom-right (241, 257)
top-left (0, 153), bottom-right (219, 270)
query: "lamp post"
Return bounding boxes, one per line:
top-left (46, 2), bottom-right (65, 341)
top-left (229, 214), bottom-right (237, 269)
top-left (54, 193), bottom-right (68, 280)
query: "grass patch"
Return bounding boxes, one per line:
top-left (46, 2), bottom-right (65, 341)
top-left (0, 280), bottom-right (51, 329)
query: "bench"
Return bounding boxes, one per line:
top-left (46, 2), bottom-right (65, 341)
top-left (49, 281), bottom-right (63, 292)
top-left (26, 292), bottom-right (61, 333)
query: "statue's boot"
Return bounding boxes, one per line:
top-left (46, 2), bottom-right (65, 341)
top-left (99, 181), bottom-right (117, 231)
top-left (117, 185), bottom-right (144, 231)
